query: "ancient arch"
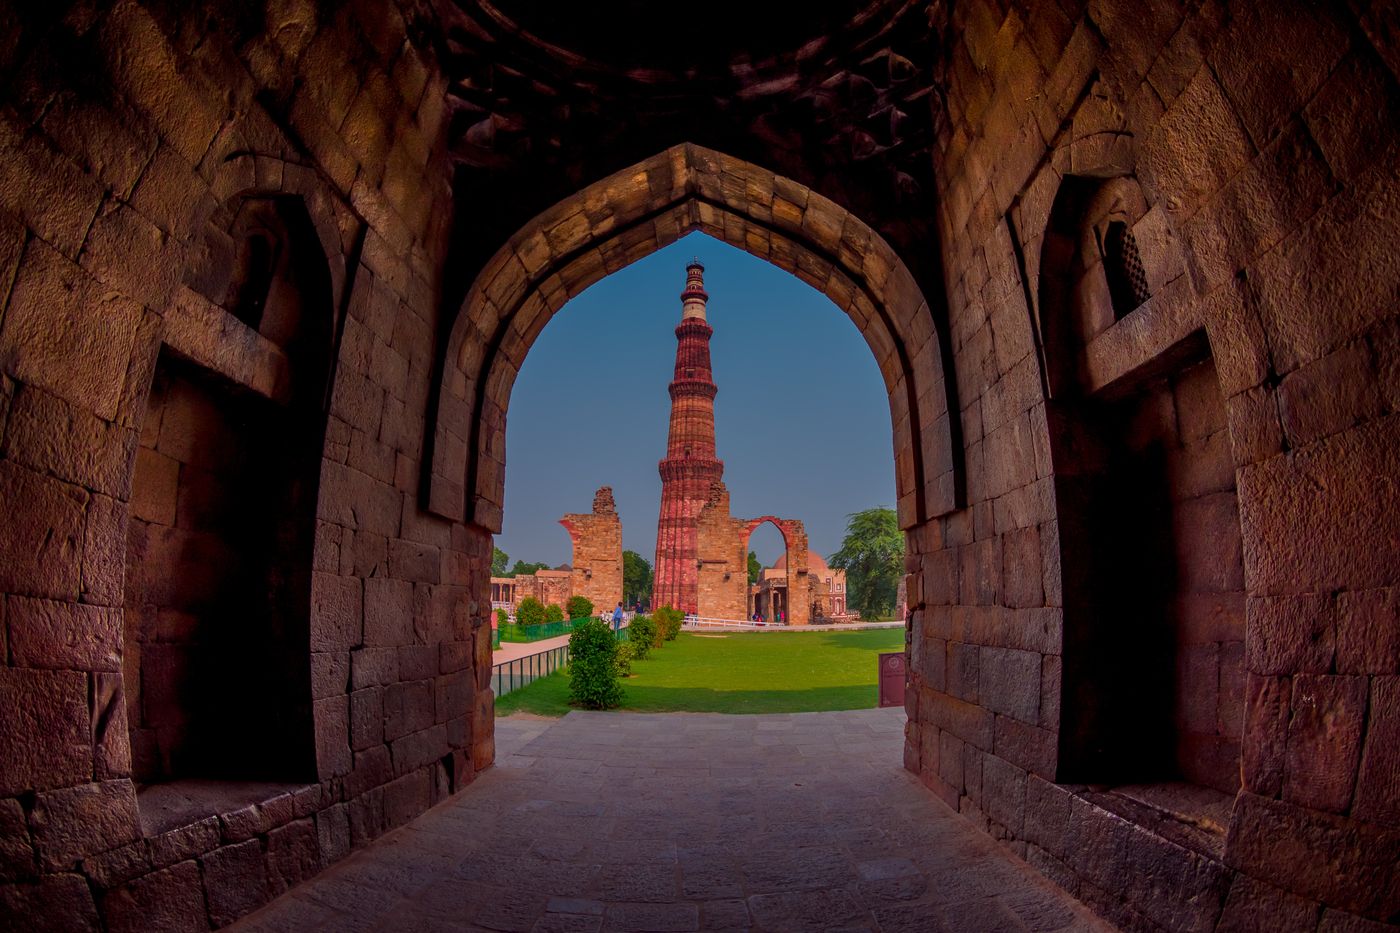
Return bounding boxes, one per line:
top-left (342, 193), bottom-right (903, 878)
top-left (423, 143), bottom-right (962, 535)
top-left (742, 517), bottom-right (807, 624)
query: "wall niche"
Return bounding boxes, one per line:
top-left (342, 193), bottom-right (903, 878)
top-left (1040, 175), bottom-right (1244, 848)
top-left (123, 195), bottom-right (334, 822)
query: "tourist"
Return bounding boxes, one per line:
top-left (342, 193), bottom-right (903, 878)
top-left (612, 602), bottom-right (624, 633)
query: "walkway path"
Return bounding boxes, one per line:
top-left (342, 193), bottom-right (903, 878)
top-left (230, 709), bottom-right (1112, 932)
top-left (492, 632), bottom-right (573, 664)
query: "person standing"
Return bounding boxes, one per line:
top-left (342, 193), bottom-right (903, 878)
top-left (612, 602), bottom-right (624, 634)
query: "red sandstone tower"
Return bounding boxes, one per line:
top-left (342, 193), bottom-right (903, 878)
top-left (652, 260), bottom-right (724, 614)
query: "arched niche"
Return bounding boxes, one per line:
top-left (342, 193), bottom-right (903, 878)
top-left (123, 189), bottom-right (336, 803)
top-left (423, 143), bottom-right (962, 536)
top-left (1038, 170), bottom-right (1246, 814)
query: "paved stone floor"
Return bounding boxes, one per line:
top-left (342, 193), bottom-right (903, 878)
top-left (231, 709), bottom-right (1113, 932)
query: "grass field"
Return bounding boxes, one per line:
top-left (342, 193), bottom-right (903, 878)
top-left (495, 628), bottom-right (903, 716)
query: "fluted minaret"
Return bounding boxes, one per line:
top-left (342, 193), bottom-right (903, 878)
top-left (652, 260), bottom-right (724, 614)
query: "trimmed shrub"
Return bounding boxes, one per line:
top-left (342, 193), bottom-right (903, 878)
top-left (568, 618), bottom-right (622, 709)
top-left (495, 607), bottom-right (508, 626)
top-left (566, 595), bottom-right (594, 620)
top-left (516, 597), bottom-right (546, 627)
top-left (614, 641), bottom-right (635, 677)
top-left (544, 603), bottom-right (565, 623)
top-left (627, 615), bottom-right (656, 659)
top-left (655, 605), bottom-right (683, 642)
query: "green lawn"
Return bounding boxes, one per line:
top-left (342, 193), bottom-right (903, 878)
top-left (496, 628), bottom-right (903, 716)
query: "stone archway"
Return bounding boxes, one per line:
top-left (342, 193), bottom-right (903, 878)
top-left (423, 143), bottom-right (962, 538)
top-left (742, 517), bottom-right (808, 626)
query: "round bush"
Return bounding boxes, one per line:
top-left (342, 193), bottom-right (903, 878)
top-left (654, 606), bottom-right (683, 642)
top-left (544, 603), bottom-right (565, 623)
top-left (613, 641), bottom-right (635, 677)
top-left (627, 615), bottom-right (656, 659)
top-left (566, 595), bottom-right (594, 620)
top-left (568, 618), bottom-right (622, 709)
top-left (495, 607), bottom-right (508, 626)
top-left (516, 597), bottom-right (546, 627)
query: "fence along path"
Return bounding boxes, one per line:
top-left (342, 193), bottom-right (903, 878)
top-left (491, 620), bottom-right (629, 698)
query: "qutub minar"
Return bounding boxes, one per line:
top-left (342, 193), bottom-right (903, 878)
top-left (651, 260), bottom-right (724, 615)
top-left (650, 261), bottom-right (849, 625)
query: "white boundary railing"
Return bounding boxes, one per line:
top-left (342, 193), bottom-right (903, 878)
top-left (682, 615), bottom-right (784, 629)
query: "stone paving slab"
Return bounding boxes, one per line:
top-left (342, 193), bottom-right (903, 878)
top-left (230, 709), bottom-right (1114, 932)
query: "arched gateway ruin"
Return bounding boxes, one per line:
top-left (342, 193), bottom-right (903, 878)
top-left (0, 1), bottom-right (1397, 929)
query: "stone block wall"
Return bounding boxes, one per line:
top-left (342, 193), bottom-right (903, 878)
top-left (903, 0), bottom-right (1400, 928)
top-left (0, 2), bottom-right (486, 929)
top-left (560, 486), bottom-right (623, 614)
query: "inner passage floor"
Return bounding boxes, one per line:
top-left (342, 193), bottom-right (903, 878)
top-left (231, 709), bottom-right (1112, 932)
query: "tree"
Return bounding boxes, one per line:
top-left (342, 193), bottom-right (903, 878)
top-left (747, 551), bottom-right (761, 585)
top-left (622, 550), bottom-right (653, 607)
top-left (828, 507), bottom-right (904, 620)
top-left (508, 559), bottom-right (549, 578)
top-left (566, 595), bottom-right (594, 620)
top-left (491, 546), bottom-right (508, 576)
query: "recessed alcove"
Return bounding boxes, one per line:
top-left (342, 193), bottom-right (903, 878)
top-left (122, 193), bottom-right (333, 829)
top-left (1042, 174), bottom-right (1245, 851)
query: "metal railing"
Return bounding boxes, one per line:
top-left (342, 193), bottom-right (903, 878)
top-left (492, 624), bottom-right (629, 699)
top-left (493, 642), bottom-right (571, 698)
top-left (682, 615), bottom-right (786, 629)
top-left (498, 617), bottom-right (589, 643)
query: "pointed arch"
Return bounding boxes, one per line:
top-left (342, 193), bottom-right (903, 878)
top-left (424, 143), bottom-right (962, 532)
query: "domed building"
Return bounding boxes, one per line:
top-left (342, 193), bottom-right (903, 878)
top-left (750, 552), bottom-right (852, 622)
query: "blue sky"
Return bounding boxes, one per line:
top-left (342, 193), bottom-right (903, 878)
top-left (495, 231), bottom-right (895, 570)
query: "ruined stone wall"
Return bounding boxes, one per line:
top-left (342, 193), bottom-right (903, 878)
top-left (0, 2), bottom-right (483, 929)
top-left (908, 0), bottom-right (1400, 928)
top-left (692, 483), bottom-right (818, 624)
top-left (694, 482), bottom-right (748, 621)
top-left (561, 486), bottom-right (623, 614)
top-left (504, 572), bottom-right (563, 610)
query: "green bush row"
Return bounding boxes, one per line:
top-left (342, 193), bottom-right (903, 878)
top-left (567, 604), bottom-right (686, 710)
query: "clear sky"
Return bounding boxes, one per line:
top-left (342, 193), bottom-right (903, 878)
top-left (495, 231), bottom-right (895, 570)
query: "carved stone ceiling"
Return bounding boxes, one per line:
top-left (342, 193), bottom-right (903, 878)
top-left (432, 0), bottom-right (948, 293)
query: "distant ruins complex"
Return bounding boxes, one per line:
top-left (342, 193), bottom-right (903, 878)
top-left (489, 486), bottom-right (621, 614)
top-left (753, 552), bottom-right (851, 623)
top-left (652, 262), bottom-right (828, 625)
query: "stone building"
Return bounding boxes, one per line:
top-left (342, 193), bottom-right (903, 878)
top-left (0, 2), bottom-right (1398, 930)
top-left (489, 487), bottom-right (621, 614)
top-left (751, 552), bottom-right (853, 622)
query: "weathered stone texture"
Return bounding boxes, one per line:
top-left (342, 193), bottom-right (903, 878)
top-left (0, 0), bottom-right (1398, 930)
top-left (559, 486), bottom-right (624, 614)
top-left (914, 0), bottom-right (1400, 928)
